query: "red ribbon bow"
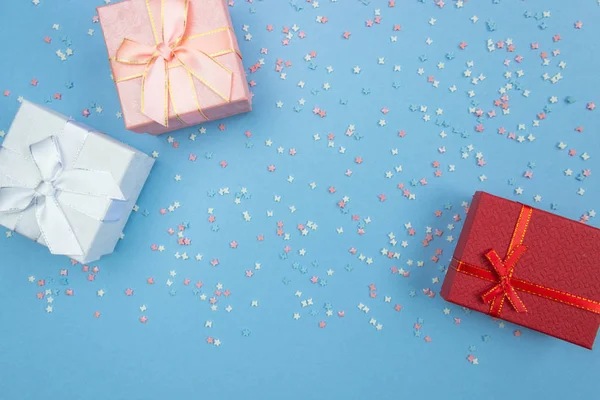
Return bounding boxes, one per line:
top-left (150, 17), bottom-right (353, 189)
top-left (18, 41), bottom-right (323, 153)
top-left (480, 245), bottom-right (528, 317)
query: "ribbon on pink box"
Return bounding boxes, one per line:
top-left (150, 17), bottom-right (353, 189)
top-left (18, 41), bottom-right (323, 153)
top-left (110, 0), bottom-right (241, 127)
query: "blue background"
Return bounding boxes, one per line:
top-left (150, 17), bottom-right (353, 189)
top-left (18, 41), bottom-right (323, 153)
top-left (1, 0), bottom-right (599, 399)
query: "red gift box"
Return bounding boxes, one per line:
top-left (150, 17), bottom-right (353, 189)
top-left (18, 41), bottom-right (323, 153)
top-left (441, 191), bottom-right (600, 349)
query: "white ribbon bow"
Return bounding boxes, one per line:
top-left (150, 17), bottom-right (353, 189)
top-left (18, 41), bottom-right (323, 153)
top-left (0, 135), bottom-right (125, 256)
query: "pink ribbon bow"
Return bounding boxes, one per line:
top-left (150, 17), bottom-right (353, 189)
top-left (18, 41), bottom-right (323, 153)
top-left (113, 0), bottom-right (235, 127)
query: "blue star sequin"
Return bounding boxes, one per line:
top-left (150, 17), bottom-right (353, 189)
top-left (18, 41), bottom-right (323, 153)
top-left (289, 0), bottom-right (303, 10)
top-left (60, 35), bottom-right (72, 46)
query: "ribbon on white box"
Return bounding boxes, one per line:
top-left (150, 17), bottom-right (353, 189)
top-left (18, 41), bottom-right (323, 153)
top-left (0, 124), bottom-right (126, 257)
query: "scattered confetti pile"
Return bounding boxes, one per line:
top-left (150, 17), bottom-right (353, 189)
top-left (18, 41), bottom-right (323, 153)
top-left (0, 0), bottom-right (599, 399)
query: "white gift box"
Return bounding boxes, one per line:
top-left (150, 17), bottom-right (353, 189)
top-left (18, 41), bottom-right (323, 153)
top-left (0, 101), bottom-right (154, 263)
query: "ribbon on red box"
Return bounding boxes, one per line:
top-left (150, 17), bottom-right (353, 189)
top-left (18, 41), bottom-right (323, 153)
top-left (452, 204), bottom-right (600, 317)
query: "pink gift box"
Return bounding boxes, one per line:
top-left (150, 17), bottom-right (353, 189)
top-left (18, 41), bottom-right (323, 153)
top-left (97, 0), bottom-right (252, 135)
